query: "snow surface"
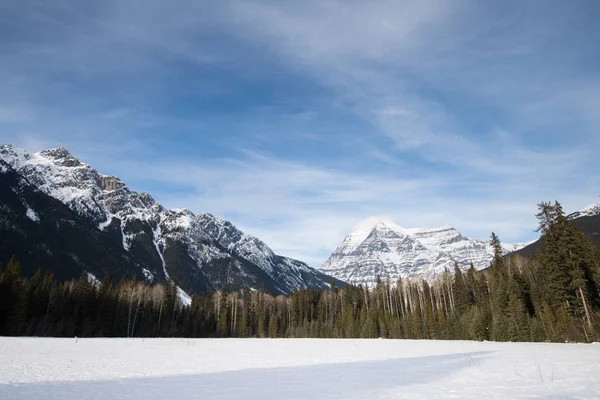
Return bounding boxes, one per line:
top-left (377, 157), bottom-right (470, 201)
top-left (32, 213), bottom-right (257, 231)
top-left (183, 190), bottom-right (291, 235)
top-left (141, 268), bottom-right (154, 282)
top-left (25, 207), bottom-right (39, 222)
top-left (0, 338), bottom-right (599, 399)
top-left (86, 273), bottom-right (100, 288)
top-left (177, 287), bottom-right (192, 306)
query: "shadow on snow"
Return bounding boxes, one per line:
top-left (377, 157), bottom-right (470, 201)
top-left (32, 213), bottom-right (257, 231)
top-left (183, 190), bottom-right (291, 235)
top-left (2, 351), bottom-right (492, 399)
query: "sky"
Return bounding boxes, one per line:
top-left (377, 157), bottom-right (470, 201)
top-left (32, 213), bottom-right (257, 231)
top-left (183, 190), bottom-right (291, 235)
top-left (1, 1), bottom-right (599, 266)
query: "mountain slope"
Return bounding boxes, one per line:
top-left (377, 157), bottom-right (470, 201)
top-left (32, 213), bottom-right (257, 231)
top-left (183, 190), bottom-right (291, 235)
top-left (319, 220), bottom-right (528, 286)
top-left (513, 204), bottom-right (600, 258)
top-left (0, 161), bottom-right (155, 284)
top-left (0, 145), bottom-right (341, 296)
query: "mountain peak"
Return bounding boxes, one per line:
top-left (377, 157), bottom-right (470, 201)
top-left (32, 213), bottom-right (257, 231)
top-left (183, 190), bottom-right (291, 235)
top-left (0, 143), bottom-right (340, 296)
top-left (39, 146), bottom-right (72, 158)
top-left (568, 203), bottom-right (600, 219)
top-left (371, 220), bottom-right (412, 239)
top-left (351, 217), bottom-right (409, 235)
top-left (38, 146), bottom-right (82, 167)
top-left (373, 219), bottom-right (399, 230)
top-left (0, 144), bottom-right (30, 166)
top-left (320, 217), bottom-right (526, 285)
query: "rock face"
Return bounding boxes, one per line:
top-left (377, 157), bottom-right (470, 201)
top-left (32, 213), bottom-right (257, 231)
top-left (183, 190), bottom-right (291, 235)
top-left (0, 145), bottom-right (342, 296)
top-left (318, 220), bottom-right (529, 287)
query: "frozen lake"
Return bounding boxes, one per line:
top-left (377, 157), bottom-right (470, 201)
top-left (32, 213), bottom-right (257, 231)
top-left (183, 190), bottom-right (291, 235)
top-left (1, 338), bottom-right (599, 399)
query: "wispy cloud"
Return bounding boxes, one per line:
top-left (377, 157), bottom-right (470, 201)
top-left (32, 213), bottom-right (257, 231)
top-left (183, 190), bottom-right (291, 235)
top-left (1, 1), bottom-right (598, 265)
top-left (93, 149), bottom-right (589, 266)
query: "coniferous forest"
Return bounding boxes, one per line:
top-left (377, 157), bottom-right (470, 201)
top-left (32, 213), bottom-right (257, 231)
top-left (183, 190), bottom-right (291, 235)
top-left (1, 202), bottom-right (599, 342)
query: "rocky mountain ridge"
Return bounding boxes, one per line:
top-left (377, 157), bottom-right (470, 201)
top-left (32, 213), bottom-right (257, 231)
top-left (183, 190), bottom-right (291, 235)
top-left (0, 145), bottom-right (341, 298)
top-left (318, 219), bottom-right (530, 287)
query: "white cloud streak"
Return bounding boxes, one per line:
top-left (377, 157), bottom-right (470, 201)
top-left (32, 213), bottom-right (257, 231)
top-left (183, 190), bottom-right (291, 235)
top-left (85, 149), bottom-right (592, 266)
top-left (1, 1), bottom-right (599, 265)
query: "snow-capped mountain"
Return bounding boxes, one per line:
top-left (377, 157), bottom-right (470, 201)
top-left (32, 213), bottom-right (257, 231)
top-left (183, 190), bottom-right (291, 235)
top-left (568, 204), bottom-right (600, 220)
top-left (0, 145), bottom-right (341, 296)
top-left (318, 219), bottom-right (529, 286)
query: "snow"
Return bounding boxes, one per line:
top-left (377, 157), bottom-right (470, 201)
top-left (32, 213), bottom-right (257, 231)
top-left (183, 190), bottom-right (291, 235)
top-left (177, 287), bottom-right (192, 306)
top-left (320, 218), bottom-right (533, 286)
top-left (339, 218), bottom-right (410, 255)
top-left (1, 338), bottom-right (599, 399)
top-left (25, 207), bottom-right (39, 222)
top-left (1, 145), bottom-right (334, 295)
top-left (141, 268), bottom-right (154, 282)
top-left (87, 273), bottom-right (100, 287)
top-left (168, 211), bottom-right (194, 229)
top-left (580, 203), bottom-right (600, 214)
top-left (569, 203), bottom-right (600, 219)
top-left (120, 219), bottom-right (133, 251)
top-left (502, 240), bottom-right (537, 253)
top-left (98, 215), bottom-right (114, 231)
top-left (152, 219), bottom-right (170, 280)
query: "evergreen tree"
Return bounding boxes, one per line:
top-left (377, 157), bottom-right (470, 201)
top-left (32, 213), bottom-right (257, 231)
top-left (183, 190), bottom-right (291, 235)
top-left (0, 257), bottom-right (26, 335)
top-left (1, 198), bottom-right (599, 343)
top-left (268, 311), bottom-right (279, 338)
top-left (452, 263), bottom-right (470, 315)
top-left (505, 274), bottom-right (529, 341)
top-left (217, 283), bottom-right (229, 337)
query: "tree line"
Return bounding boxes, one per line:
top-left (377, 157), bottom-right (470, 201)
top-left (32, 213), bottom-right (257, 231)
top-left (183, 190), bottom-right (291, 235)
top-left (1, 201), bottom-right (599, 342)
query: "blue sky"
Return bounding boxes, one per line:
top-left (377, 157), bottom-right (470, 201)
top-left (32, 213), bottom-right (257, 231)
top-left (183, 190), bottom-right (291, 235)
top-left (1, 1), bottom-right (599, 265)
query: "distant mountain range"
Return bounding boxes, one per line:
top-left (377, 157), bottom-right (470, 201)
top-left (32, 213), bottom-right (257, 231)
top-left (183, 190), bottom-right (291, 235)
top-left (318, 205), bottom-right (599, 287)
top-left (317, 220), bottom-right (533, 286)
top-left (2, 144), bottom-right (597, 294)
top-left (0, 145), bottom-right (342, 299)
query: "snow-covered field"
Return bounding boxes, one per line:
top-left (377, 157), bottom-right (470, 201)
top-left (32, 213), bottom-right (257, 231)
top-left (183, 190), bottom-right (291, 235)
top-left (1, 338), bottom-right (599, 399)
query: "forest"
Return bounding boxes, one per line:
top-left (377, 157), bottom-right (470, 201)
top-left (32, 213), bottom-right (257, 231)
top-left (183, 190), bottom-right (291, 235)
top-left (1, 201), bottom-right (599, 342)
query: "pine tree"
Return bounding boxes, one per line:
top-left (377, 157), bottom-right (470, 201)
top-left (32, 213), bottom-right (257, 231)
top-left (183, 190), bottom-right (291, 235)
top-left (217, 283), bottom-right (229, 337)
top-left (505, 274), bottom-right (529, 341)
top-left (490, 232), bottom-right (504, 270)
top-left (268, 311), bottom-right (279, 338)
top-left (0, 258), bottom-right (26, 335)
top-left (535, 201), bottom-right (598, 340)
top-left (536, 202), bottom-right (570, 311)
top-left (240, 288), bottom-right (251, 337)
top-left (72, 272), bottom-right (94, 336)
top-left (1, 196), bottom-right (598, 343)
top-left (452, 263), bottom-right (470, 315)
top-left (421, 281), bottom-right (437, 339)
top-left (489, 233), bottom-right (509, 341)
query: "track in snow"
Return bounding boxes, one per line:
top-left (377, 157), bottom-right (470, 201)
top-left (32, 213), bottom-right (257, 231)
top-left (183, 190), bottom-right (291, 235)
top-left (1, 338), bottom-right (599, 399)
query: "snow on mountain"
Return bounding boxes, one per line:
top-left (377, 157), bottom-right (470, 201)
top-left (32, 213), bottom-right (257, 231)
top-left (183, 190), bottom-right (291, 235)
top-left (568, 203), bottom-right (600, 219)
top-left (25, 207), bottom-right (40, 222)
top-left (0, 144), bottom-right (338, 295)
top-left (319, 219), bottom-right (528, 286)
